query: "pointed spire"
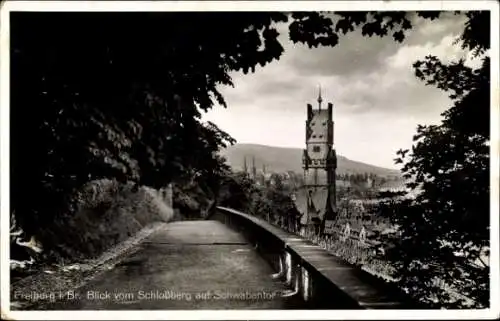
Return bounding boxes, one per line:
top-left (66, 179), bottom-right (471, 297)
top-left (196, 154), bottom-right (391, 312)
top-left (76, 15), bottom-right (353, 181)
top-left (317, 84), bottom-right (323, 110)
top-left (243, 156), bottom-right (248, 174)
top-left (251, 156), bottom-right (257, 179)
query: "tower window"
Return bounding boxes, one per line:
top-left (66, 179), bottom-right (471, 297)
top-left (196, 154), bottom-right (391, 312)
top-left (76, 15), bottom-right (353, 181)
top-left (312, 135), bottom-right (316, 138)
top-left (322, 122), bottom-right (326, 126)
top-left (313, 146), bottom-right (320, 152)
top-left (311, 122), bottom-right (315, 126)
top-left (319, 135), bottom-right (323, 138)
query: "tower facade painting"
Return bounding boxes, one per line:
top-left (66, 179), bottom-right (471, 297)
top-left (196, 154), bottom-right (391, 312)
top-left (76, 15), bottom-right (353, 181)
top-left (301, 88), bottom-right (338, 235)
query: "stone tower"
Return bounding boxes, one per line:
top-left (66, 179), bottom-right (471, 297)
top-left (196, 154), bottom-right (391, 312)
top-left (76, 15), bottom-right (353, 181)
top-left (301, 87), bottom-right (338, 235)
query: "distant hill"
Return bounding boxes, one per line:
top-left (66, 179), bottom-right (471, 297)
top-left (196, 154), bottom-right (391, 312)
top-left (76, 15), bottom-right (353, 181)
top-left (219, 143), bottom-right (401, 178)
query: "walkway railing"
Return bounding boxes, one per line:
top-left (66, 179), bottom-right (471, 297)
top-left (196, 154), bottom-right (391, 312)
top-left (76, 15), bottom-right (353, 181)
top-left (209, 206), bottom-right (422, 309)
top-left (249, 211), bottom-right (478, 307)
top-left (257, 215), bottom-right (397, 282)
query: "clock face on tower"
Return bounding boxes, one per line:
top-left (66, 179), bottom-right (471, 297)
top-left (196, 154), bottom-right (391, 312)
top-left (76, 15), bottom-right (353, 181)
top-left (307, 144), bottom-right (327, 166)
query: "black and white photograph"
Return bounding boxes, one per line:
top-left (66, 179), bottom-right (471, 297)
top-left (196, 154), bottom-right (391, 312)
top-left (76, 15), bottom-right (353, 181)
top-left (1, 1), bottom-right (498, 319)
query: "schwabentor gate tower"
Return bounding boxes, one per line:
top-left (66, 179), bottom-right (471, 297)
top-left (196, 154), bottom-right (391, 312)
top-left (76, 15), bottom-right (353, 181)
top-left (301, 87), bottom-right (338, 235)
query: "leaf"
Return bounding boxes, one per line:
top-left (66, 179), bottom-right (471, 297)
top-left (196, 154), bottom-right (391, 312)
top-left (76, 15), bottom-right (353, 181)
top-left (393, 30), bottom-right (405, 43)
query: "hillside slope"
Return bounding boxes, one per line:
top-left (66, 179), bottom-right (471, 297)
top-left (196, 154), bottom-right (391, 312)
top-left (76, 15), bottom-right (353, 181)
top-left (219, 143), bottom-right (401, 177)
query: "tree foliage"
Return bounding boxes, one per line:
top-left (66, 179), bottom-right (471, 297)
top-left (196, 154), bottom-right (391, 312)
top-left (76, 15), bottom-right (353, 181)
top-left (217, 172), bottom-right (298, 225)
top-left (11, 11), bottom-right (491, 306)
top-left (11, 11), bottom-right (431, 242)
top-left (378, 12), bottom-right (490, 308)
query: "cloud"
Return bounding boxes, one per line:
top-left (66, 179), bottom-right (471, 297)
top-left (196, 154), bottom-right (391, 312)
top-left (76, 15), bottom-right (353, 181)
top-left (388, 34), bottom-right (467, 68)
top-left (203, 12), bottom-right (480, 169)
top-left (405, 11), bottom-right (467, 46)
top-left (276, 11), bottom-right (467, 78)
top-left (221, 15), bottom-right (478, 117)
top-left (286, 31), bottom-right (398, 77)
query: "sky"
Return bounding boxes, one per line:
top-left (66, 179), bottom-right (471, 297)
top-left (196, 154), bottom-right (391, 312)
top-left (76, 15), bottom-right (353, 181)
top-left (201, 12), bottom-right (483, 169)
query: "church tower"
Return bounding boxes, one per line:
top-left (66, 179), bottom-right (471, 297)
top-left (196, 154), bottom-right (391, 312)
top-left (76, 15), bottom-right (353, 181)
top-left (301, 87), bottom-right (338, 235)
top-left (243, 156), bottom-right (248, 175)
top-left (251, 156), bottom-right (257, 180)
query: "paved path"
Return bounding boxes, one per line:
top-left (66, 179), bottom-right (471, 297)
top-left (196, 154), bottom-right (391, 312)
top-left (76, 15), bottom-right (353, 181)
top-left (42, 220), bottom-right (303, 309)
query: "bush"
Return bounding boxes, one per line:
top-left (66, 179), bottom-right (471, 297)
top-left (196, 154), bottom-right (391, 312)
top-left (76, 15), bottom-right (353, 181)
top-left (34, 179), bottom-right (174, 262)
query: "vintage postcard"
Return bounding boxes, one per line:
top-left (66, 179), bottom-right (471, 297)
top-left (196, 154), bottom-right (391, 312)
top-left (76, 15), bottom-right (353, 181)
top-left (1, 1), bottom-right (498, 320)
